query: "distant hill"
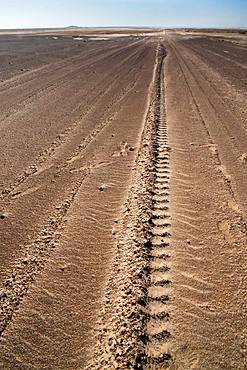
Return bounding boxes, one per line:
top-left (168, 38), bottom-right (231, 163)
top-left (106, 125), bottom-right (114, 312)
top-left (66, 25), bottom-right (81, 29)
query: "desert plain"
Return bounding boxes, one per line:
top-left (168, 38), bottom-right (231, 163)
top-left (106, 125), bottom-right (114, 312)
top-left (0, 27), bottom-right (246, 369)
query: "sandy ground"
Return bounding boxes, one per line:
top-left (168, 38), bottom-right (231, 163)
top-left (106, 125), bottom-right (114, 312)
top-left (0, 30), bottom-right (246, 369)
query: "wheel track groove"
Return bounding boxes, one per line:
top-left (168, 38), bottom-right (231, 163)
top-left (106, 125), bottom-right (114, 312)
top-left (0, 41), bottom-right (144, 126)
top-left (139, 42), bottom-right (173, 370)
top-left (0, 170), bottom-right (89, 336)
top-left (0, 43), bottom-right (148, 202)
top-left (168, 39), bottom-right (247, 221)
top-left (83, 41), bottom-right (173, 369)
top-left (0, 51), bottom-right (144, 328)
top-left (0, 41), bottom-right (152, 337)
top-left (0, 39), bottom-right (141, 95)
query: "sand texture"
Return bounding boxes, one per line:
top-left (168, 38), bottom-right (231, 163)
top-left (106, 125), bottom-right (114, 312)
top-left (0, 30), bottom-right (246, 369)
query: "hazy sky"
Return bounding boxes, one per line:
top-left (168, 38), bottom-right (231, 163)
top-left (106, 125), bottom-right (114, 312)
top-left (0, 0), bottom-right (246, 29)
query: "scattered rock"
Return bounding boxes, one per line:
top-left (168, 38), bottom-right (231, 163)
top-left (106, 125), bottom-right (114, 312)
top-left (99, 184), bottom-right (107, 191)
top-left (0, 212), bottom-right (7, 220)
top-left (0, 290), bottom-right (6, 298)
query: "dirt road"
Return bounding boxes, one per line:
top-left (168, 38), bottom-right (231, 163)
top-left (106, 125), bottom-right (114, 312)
top-left (0, 32), bottom-right (246, 369)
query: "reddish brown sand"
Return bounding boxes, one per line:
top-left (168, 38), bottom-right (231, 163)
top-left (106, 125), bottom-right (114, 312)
top-left (0, 30), bottom-right (246, 369)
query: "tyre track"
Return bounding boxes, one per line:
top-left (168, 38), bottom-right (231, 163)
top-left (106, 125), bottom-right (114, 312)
top-left (170, 40), bottom-right (247, 224)
top-left (0, 42), bottom-right (147, 202)
top-left (88, 42), bottom-right (173, 370)
top-left (0, 42), bottom-right (152, 338)
top-left (164, 34), bottom-right (247, 369)
top-left (0, 40), bottom-right (143, 125)
top-left (0, 43), bottom-right (114, 118)
top-left (0, 39), bottom-right (96, 89)
top-left (0, 39), bottom-right (138, 93)
top-left (0, 42), bottom-right (108, 92)
top-left (177, 42), bottom-right (247, 129)
top-left (169, 39), bottom-right (245, 222)
top-left (175, 42), bottom-right (247, 148)
top-left (143, 43), bottom-right (172, 369)
top-left (0, 169), bottom-right (90, 336)
top-left (65, 46), bottom-right (149, 166)
top-left (177, 37), bottom-right (247, 94)
top-left (189, 43), bottom-right (247, 70)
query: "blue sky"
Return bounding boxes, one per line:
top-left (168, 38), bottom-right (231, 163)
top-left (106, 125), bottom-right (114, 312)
top-left (0, 0), bottom-right (246, 29)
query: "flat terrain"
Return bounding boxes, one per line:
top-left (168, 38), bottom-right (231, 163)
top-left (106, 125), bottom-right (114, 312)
top-left (0, 30), bottom-right (246, 369)
top-left (165, 32), bottom-right (247, 370)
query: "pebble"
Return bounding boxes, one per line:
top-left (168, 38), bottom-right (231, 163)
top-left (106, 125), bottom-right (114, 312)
top-left (99, 184), bottom-right (107, 191)
top-left (0, 290), bottom-right (6, 298)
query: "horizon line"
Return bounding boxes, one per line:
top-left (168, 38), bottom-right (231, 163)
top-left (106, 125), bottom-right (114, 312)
top-left (0, 25), bottom-right (246, 31)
